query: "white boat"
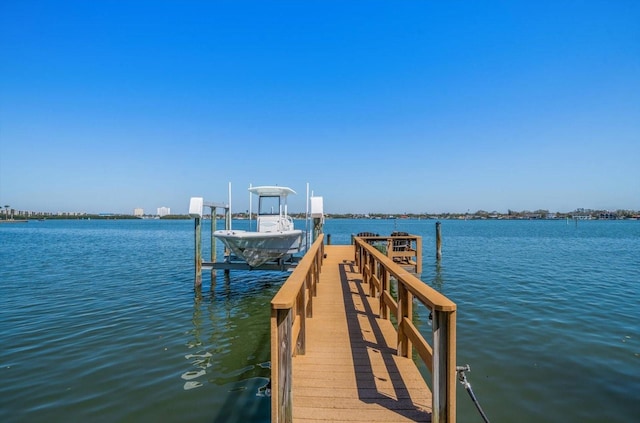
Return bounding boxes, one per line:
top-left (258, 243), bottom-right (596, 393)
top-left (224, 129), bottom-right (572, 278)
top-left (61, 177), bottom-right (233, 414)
top-left (213, 186), bottom-right (304, 267)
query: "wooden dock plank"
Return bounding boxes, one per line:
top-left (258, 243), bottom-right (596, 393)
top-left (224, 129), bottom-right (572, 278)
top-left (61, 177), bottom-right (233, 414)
top-left (292, 245), bottom-right (432, 422)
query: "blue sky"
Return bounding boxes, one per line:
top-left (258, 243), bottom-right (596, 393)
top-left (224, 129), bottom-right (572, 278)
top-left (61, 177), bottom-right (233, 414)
top-left (1, 1), bottom-right (638, 214)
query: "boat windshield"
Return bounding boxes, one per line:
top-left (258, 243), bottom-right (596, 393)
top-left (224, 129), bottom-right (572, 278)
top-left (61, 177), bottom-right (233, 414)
top-left (258, 196), bottom-right (281, 215)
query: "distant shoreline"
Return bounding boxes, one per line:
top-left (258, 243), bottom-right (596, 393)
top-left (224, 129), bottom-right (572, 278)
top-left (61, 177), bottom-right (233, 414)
top-left (3, 214), bottom-right (639, 222)
top-left (2, 208), bottom-right (640, 222)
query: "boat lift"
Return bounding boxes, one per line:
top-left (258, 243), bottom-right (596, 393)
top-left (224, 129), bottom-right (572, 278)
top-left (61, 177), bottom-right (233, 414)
top-left (188, 185), bottom-right (324, 287)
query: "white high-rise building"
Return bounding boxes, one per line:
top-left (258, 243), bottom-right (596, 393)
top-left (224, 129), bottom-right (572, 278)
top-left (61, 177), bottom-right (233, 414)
top-left (133, 208), bottom-right (144, 217)
top-left (157, 206), bottom-right (170, 217)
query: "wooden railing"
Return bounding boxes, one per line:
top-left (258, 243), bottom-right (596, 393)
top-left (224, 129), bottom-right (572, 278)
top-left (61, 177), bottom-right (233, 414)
top-left (355, 235), bottom-right (458, 423)
top-left (352, 234), bottom-right (422, 274)
top-left (270, 234), bottom-right (324, 423)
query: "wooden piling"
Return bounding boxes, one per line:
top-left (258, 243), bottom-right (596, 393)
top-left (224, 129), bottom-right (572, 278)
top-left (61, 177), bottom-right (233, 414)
top-left (210, 207), bottom-right (216, 264)
top-left (313, 217), bottom-right (323, 242)
top-left (436, 221), bottom-right (442, 260)
top-left (190, 199), bottom-right (229, 282)
top-left (194, 216), bottom-right (202, 287)
top-left (224, 206), bottom-right (231, 274)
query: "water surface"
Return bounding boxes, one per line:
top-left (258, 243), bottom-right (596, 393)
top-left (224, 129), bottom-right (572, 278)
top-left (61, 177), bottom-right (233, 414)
top-left (1, 218), bottom-right (638, 422)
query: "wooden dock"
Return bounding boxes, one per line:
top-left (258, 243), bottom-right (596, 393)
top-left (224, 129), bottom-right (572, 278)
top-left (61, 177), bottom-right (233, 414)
top-left (291, 245), bottom-right (431, 422)
top-left (271, 235), bottom-right (457, 423)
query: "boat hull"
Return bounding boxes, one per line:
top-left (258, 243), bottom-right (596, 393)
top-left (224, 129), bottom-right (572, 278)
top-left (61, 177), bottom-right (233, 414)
top-left (213, 229), bottom-right (304, 267)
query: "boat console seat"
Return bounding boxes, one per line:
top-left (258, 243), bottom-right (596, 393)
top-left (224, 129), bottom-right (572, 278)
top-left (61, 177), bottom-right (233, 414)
top-left (258, 215), bottom-right (293, 232)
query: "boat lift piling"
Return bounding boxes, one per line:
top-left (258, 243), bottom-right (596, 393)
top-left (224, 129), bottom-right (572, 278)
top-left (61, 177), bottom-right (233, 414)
top-left (310, 196), bottom-right (324, 242)
top-left (436, 221), bottom-right (443, 260)
top-left (189, 197), bottom-right (230, 288)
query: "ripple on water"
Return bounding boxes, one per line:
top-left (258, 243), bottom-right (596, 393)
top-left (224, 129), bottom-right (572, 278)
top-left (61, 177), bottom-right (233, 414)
top-left (2, 219), bottom-right (639, 423)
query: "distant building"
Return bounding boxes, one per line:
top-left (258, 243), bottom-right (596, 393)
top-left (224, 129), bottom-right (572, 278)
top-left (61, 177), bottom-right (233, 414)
top-left (599, 211), bottom-right (617, 220)
top-left (134, 208), bottom-right (144, 217)
top-left (157, 206), bottom-right (170, 217)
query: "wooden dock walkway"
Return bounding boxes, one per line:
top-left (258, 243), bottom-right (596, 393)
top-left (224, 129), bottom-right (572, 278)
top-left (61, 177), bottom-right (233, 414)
top-left (271, 234), bottom-right (456, 423)
top-left (291, 245), bottom-right (432, 422)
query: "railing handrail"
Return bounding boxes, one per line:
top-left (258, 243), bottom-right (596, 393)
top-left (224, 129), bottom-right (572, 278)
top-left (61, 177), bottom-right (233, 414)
top-left (271, 234), bottom-right (324, 423)
top-left (354, 235), bottom-right (457, 423)
top-left (271, 234), bottom-right (324, 309)
top-left (354, 234), bottom-right (423, 274)
top-left (357, 238), bottom-right (455, 312)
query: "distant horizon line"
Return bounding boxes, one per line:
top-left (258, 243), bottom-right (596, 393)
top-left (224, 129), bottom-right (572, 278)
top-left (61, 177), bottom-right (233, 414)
top-left (3, 207), bottom-right (640, 218)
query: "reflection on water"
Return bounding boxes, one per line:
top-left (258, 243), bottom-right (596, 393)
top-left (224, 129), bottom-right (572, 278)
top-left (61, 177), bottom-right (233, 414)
top-left (0, 218), bottom-right (285, 422)
top-left (431, 260), bottom-right (444, 291)
top-left (182, 269), bottom-right (282, 422)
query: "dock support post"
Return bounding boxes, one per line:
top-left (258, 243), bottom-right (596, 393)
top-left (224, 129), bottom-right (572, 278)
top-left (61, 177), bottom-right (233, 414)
top-left (210, 207), bottom-right (217, 284)
top-left (313, 217), bottom-right (323, 242)
top-left (210, 207), bottom-right (216, 263)
top-left (436, 221), bottom-right (442, 261)
top-left (194, 216), bottom-right (202, 288)
top-left (416, 235), bottom-right (423, 273)
top-left (224, 206), bottom-right (231, 275)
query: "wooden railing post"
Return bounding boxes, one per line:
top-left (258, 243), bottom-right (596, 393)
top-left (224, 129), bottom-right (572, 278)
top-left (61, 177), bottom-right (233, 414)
top-left (415, 235), bottom-right (423, 274)
top-left (380, 267), bottom-right (389, 319)
top-left (369, 256), bottom-right (377, 298)
top-left (432, 309), bottom-right (456, 423)
top-left (305, 272), bottom-right (313, 317)
top-left (373, 260), bottom-right (381, 298)
top-left (362, 250), bottom-right (369, 285)
top-left (397, 283), bottom-right (413, 358)
top-left (313, 252), bottom-right (319, 296)
top-left (271, 307), bottom-right (293, 423)
top-left (296, 286), bottom-right (306, 355)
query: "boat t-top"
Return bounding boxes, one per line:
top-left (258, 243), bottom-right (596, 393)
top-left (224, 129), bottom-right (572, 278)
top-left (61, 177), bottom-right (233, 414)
top-left (213, 186), bottom-right (304, 267)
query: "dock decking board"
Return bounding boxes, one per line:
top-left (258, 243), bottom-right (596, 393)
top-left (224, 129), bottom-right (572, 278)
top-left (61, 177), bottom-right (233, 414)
top-left (291, 245), bottom-right (432, 422)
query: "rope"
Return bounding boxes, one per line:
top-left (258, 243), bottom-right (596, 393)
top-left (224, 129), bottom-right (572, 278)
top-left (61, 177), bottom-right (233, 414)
top-left (456, 365), bottom-right (491, 423)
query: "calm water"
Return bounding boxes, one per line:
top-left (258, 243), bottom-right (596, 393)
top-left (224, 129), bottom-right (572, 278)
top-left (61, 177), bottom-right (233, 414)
top-left (1, 219), bottom-right (638, 422)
